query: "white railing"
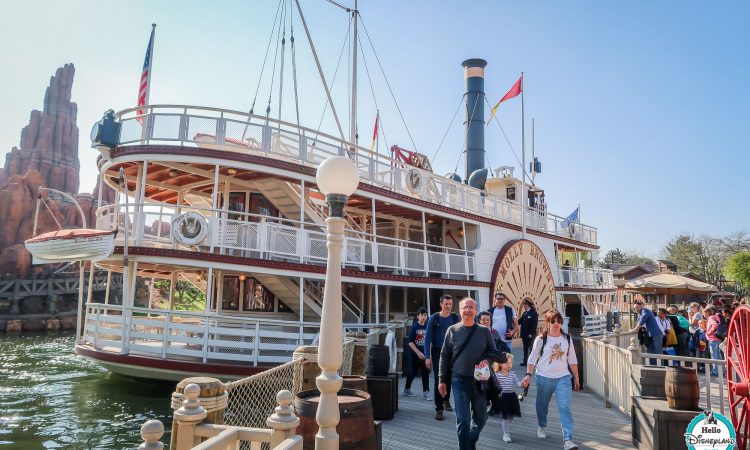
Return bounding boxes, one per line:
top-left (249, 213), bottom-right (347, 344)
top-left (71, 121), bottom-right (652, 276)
top-left (82, 303), bottom-right (386, 366)
top-left (582, 331), bottom-right (728, 416)
top-left (113, 105), bottom-right (598, 245)
top-left (559, 267), bottom-right (614, 289)
top-left (96, 203), bottom-right (476, 278)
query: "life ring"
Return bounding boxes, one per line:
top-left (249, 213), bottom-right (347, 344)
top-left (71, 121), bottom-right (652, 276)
top-left (406, 168), bottom-right (422, 193)
top-left (384, 330), bottom-right (397, 374)
top-left (172, 212), bottom-right (209, 246)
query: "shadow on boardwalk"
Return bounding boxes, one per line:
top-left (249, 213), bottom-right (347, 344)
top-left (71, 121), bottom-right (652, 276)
top-left (381, 346), bottom-right (635, 450)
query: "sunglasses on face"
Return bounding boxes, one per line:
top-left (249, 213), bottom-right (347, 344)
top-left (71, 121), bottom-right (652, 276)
top-left (549, 318), bottom-right (562, 324)
top-left (495, 297), bottom-right (506, 301)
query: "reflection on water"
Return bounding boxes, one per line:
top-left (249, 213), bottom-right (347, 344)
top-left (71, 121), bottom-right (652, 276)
top-left (0, 333), bottom-right (174, 449)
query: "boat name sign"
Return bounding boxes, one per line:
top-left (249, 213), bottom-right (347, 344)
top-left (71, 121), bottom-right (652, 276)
top-left (490, 239), bottom-right (556, 313)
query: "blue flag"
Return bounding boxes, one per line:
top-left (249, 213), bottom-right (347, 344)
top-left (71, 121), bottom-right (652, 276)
top-left (561, 207), bottom-right (579, 227)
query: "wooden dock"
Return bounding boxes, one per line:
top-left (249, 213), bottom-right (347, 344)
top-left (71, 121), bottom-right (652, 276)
top-left (381, 347), bottom-right (635, 449)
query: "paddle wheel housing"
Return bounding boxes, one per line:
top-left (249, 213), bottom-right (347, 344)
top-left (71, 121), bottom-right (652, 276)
top-left (727, 305), bottom-right (750, 448)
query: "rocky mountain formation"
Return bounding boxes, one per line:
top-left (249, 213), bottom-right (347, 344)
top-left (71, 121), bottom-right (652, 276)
top-left (0, 64), bottom-right (114, 277)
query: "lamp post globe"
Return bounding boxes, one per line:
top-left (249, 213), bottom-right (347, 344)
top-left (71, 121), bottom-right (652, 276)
top-left (316, 156), bottom-right (360, 197)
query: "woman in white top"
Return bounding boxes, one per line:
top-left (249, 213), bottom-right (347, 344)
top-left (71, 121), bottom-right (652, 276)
top-left (521, 309), bottom-right (580, 450)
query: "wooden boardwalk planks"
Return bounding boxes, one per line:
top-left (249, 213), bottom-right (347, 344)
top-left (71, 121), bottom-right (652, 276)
top-left (381, 346), bottom-right (636, 449)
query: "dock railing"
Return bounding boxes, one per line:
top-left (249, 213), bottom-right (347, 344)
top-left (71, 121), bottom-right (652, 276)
top-left (581, 327), bottom-right (728, 416)
top-left (137, 324), bottom-right (398, 449)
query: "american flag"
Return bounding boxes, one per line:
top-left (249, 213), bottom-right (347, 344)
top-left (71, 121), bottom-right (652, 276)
top-left (136, 25), bottom-right (156, 124)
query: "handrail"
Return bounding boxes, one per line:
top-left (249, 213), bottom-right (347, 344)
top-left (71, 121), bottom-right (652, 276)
top-left (111, 105), bottom-right (598, 245)
top-left (85, 302), bottom-right (382, 329)
top-left (97, 202), bottom-right (475, 256)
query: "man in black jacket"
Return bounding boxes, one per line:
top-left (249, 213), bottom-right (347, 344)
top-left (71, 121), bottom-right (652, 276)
top-left (518, 298), bottom-right (539, 366)
top-left (439, 298), bottom-right (506, 450)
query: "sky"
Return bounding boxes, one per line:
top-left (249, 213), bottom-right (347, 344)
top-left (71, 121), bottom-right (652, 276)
top-left (1, 0), bottom-right (748, 258)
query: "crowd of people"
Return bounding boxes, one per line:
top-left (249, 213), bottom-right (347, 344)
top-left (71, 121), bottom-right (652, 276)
top-left (403, 293), bottom-right (579, 450)
top-left (631, 297), bottom-right (746, 374)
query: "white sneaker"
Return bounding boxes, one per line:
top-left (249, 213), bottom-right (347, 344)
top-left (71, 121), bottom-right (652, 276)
top-left (422, 391), bottom-right (431, 401)
top-left (537, 427), bottom-right (547, 439)
top-left (563, 440), bottom-right (579, 450)
top-left (502, 433), bottom-right (512, 443)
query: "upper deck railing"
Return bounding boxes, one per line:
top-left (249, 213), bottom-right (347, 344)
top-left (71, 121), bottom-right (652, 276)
top-left (112, 105), bottom-right (598, 245)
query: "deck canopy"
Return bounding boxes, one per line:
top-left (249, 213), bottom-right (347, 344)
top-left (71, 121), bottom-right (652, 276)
top-left (625, 272), bottom-right (717, 295)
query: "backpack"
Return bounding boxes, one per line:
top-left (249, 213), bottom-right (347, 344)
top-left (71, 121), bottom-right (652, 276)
top-left (534, 331), bottom-right (576, 387)
top-left (431, 311), bottom-right (460, 333)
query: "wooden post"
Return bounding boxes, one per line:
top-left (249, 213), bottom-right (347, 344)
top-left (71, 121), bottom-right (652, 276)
top-left (602, 331), bottom-right (611, 408)
top-left (267, 390), bottom-right (301, 448)
top-left (138, 419), bottom-right (165, 450)
top-left (346, 332), bottom-right (368, 376)
top-left (171, 384), bottom-right (207, 450)
top-left (170, 377), bottom-right (225, 450)
top-left (294, 345), bottom-right (321, 392)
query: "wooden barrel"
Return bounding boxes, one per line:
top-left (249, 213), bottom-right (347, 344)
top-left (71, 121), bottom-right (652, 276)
top-left (342, 375), bottom-right (368, 393)
top-left (367, 345), bottom-right (390, 376)
top-left (633, 365), bottom-right (667, 398)
top-left (294, 388), bottom-right (377, 450)
top-left (170, 377), bottom-right (226, 450)
top-left (665, 366), bottom-right (700, 410)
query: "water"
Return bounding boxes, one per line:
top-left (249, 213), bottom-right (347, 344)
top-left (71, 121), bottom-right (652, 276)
top-left (0, 333), bottom-right (174, 449)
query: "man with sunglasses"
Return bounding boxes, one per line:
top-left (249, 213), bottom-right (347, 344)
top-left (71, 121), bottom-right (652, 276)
top-left (487, 292), bottom-right (519, 351)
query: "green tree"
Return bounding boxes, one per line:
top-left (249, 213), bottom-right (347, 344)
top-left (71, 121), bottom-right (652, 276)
top-left (154, 279), bottom-right (206, 311)
top-left (598, 248), bottom-right (654, 268)
top-left (725, 252), bottom-right (750, 296)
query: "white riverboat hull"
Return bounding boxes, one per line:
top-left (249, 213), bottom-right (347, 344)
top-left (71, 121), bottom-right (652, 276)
top-left (25, 229), bottom-right (116, 264)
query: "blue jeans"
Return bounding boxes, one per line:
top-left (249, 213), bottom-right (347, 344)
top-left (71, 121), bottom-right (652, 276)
top-left (709, 340), bottom-right (723, 376)
top-left (646, 335), bottom-right (664, 366)
top-left (451, 375), bottom-right (488, 450)
top-left (536, 374), bottom-right (574, 441)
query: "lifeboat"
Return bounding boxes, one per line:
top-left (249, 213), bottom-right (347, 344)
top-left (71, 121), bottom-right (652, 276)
top-left (25, 229), bottom-right (116, 264)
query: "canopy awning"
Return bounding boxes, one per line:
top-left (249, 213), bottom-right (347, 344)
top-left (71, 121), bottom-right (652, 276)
top-left (624, 272), bottom-right (717, 295)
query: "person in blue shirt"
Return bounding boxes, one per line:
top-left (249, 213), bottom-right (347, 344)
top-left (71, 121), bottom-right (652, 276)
top-left (631, 300), bottom-right (664, 365)
top-left (404, 307), bottom-right (431, 399)
top-left (425, 294), bottom-right (460, 420)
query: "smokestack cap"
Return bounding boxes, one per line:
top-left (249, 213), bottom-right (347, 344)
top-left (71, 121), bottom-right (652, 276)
top-left (462, 58), bottom-right (487, 69)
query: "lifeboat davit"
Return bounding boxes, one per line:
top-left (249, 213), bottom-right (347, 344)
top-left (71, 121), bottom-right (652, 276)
top-left (25, 229), bottom-right (116, 264)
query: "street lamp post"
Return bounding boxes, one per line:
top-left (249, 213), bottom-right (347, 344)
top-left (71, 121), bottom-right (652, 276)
top-left (314, 156), bottom-right (360, 450)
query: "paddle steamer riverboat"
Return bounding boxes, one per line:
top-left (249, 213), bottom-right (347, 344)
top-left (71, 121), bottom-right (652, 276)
top-left (53, 5), bottom-right (615, 381)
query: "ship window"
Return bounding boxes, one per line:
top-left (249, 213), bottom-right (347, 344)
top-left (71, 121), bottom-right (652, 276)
top-left (506, 187), bottom-right (516, 200)
top-left (243, 278), bottom-right (275, 312)
top-left (222, 276), bottom-right (240, 311)
top-left (228, 192), bottom-right (247, 220)
top-left (249, 194), bottom-right (278, 221)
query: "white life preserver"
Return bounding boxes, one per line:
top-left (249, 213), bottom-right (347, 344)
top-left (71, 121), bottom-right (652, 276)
top-left (384, 330), bottom-right (397, 374)
top-left (172, 212), bottom-right (209, 246)
top-left (406, 168), bottom-right (422, 193)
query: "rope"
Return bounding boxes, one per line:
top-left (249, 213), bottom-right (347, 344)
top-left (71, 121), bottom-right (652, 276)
top-left (171, 392), bottom-right (229, 413)
top-left (312, 15), bottom-right (352, 146)
top-left (248, 0), bottom-right (284, 116)
top-left (265, 0), bottom-right (287, 120)
top-left (358, 15), bottom-right (419, 152)
top-left (41, 197), bottom-right (63, 229)
top-left (430, 94), bottom-right (465, 163)
top-left (484, 96), bottom-right (527, 181)
top-left (290, 1), bottom-right (301, 127)
top-left (357, 33), bottom-right (389, 152)
top-left (277, 0), bottom-right (288, 123)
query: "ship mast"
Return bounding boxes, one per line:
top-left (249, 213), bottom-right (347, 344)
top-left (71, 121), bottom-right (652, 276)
top-left (350, 0), bottom-right (358, 148)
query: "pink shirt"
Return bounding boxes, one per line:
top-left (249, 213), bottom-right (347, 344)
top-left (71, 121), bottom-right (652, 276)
top-left (706, 314), bottom-right (722, 342)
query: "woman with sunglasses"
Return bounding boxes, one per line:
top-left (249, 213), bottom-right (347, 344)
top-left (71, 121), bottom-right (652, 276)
top-left (521, 309), bottom-right (580, 450)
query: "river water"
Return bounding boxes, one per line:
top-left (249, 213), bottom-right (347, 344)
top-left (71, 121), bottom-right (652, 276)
top-left (0, 333), bottom-right (174, 449)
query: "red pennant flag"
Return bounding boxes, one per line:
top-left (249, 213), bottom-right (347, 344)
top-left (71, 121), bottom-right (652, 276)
top-left (370, 111), bottom-right (379, 151)
top-left (488, 75), bottom-right (523, 125)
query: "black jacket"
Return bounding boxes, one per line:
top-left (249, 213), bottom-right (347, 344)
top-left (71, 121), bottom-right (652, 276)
top-left (519, 308), bottom-right (539, 339)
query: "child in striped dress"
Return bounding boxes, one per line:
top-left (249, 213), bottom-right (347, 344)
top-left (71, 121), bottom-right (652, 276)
top-left (493, 352), bottom-right (522, 443)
